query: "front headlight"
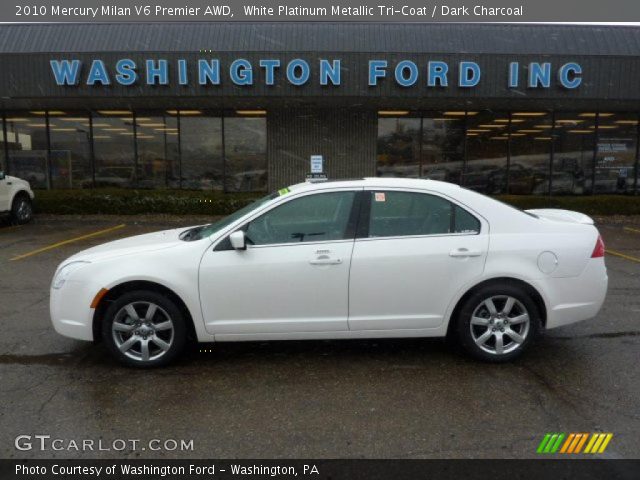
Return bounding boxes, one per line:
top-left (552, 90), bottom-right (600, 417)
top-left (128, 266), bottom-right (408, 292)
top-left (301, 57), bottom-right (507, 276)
top-left (52, 261), bottom-right (91, 290)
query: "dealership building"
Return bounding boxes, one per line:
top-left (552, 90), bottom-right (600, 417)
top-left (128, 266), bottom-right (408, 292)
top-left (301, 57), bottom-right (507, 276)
top-left (0, 22), bottom-right (639, 194)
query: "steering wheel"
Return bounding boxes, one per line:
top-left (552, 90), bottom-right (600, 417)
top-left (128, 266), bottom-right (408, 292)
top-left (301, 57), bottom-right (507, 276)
top-left (247, 215), bottom-right (275, 245)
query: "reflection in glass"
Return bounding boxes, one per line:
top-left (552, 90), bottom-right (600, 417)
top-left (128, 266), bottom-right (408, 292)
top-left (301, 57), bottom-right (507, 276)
top-left (49, 113), bottom-right (92, 188)
top-left (5, 113), bottom-right (49, 188)
top-left (135, 115), bottom-right (179, 188)
top-left (464, 111), bottom-right (509, 194)
top-left (224, 116), bottom-right (267, 192)
top-left (594, 113), bottom-right (637, 194)
top-left (422, 113), bottom-right (465, 184)
top-left (92, 113), bottom-right (135, 188)
top-left (552, 113), bottom-right (595, 195)
top-left (0, 116), bottom-right (5, 172)
top-left (179, 114), bottom-right (223, 190)
top-left (509, 112), bottom-right (553, 195)
top-left (377, 117), bottom-right (421, 178)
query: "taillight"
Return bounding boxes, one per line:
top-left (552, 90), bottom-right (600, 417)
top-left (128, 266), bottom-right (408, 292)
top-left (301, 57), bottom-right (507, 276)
top-left (591, 234), bottom-right (605, 258)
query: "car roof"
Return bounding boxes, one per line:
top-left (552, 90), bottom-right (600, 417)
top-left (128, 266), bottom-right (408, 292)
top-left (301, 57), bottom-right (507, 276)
top-left (287, 177), bottom-right (463, 194)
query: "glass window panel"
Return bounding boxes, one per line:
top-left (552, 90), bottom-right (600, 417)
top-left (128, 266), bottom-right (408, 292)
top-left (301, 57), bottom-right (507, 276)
top-left (509, 112), bottom-right (553, 195)
top-left (368, 191), bottom-right (455, 237)
top-left (92, 113), bottom-right (135, 188)
top-left (5, 113), bottom-right (48, 188)
top-left (552, 113), bottom-right (595, 195)
top-left (454, 205), bottom-right (481, 234)
top-left (179, 113), bottom-right (223, 190)
top-left (0, 116), bottom-right (5, 172)
top-left (224, 116), bottom-right (267, 192)
top-left (49, 113), bottom-right (91, 188)
top-left (245, 191), bottom-right (356, 245)
top-left (464, 111), bottom-right (509, 194)
top-left (422, 113), bottom-right (465, 184)
top-left (135, 114), bottom-right (179, 189)
top-left (377, 117), bottom-right (421, 178)
top-left (594, 113), bottom-right (637, 194)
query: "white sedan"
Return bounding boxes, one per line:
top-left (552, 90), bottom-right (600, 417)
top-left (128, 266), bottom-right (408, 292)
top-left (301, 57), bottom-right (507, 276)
top-left (50, 178), bottom-right (608, 367)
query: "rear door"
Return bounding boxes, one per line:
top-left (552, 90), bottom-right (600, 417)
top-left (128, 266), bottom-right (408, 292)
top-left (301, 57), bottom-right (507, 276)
top-left (348, 188), bottom-right (489, 331)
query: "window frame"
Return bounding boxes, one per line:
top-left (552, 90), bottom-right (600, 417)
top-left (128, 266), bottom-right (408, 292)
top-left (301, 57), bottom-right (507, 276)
top-left (356, 187), bottom-right (483, 241)
top-left (217, 188), bottom-right (364, 250)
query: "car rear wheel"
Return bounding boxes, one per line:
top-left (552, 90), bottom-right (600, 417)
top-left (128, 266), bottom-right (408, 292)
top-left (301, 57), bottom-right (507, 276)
top-left (102, 290), bottom-right (187, 368)
top-left (11, 194), bottom-right (33, 224)
top-left (454, 283), bottom-right (541, 362)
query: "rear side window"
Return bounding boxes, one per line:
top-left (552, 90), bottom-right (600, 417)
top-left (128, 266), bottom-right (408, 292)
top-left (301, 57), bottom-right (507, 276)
top-left (454, 205), bottom-right (481, 234)
top-left (367, 191), bottom-right (480, 238)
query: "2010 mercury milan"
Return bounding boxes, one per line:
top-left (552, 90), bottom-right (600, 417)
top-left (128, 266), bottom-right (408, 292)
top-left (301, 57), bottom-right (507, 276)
top-left (50, 178), bottom-right (608, 367)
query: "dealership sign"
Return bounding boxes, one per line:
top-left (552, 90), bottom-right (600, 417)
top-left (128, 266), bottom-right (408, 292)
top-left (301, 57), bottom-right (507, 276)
top-left (49, 58), bottom-right (583, 89)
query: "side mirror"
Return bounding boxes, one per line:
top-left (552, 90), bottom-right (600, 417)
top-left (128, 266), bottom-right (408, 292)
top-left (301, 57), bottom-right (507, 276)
top-left (0, 171), bottom-right (5, 180)
top-left (229, 230), bottom-right (246, 251)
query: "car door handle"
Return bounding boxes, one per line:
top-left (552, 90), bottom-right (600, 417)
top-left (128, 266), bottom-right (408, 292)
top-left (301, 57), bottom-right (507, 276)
top-left (309, 254), bottom-right (343, 265)
top-left (449, 248), bottom-right (483, 258)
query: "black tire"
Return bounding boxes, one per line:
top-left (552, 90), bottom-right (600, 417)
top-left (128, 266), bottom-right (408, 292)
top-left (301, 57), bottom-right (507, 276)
top-left (101, 290), bottom-right (188, 368)
top-left (454, 282), bottom-right (541, 363)
top-left (10, 193), bottom-right (33, 225)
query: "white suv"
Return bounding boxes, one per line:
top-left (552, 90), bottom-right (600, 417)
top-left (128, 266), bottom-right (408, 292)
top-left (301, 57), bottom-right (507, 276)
top-left (0, 171), bottom-right (35, 224)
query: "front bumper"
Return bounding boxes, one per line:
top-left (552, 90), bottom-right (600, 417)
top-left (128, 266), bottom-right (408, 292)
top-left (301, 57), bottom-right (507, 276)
top-left (50, 280), bottom-right (97, 341)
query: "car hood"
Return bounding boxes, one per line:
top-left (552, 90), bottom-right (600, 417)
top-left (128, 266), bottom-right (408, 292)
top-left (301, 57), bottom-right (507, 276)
top-left (65, 227), bottom-right (189, 263)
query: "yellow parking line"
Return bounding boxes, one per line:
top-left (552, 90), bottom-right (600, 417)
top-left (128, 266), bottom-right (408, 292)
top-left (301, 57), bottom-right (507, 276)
top-left (10, 224), bottom-right (126, 261)
top-left (606, 249), bottom-right (640, 263)
top-left (623, 226), bottom-right (640, 234)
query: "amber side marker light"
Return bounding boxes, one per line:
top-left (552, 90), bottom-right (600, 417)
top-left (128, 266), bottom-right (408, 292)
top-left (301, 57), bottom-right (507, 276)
top-left (90, 288), bottom-right (109, 309)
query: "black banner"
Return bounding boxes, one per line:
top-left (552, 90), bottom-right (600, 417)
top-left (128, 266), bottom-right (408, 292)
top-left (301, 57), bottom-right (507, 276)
top-left (2, 459), bottom-right (640, 480)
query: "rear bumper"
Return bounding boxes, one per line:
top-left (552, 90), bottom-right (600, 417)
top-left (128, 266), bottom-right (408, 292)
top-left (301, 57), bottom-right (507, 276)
top-left (544, 258), bottom-right (608, 329)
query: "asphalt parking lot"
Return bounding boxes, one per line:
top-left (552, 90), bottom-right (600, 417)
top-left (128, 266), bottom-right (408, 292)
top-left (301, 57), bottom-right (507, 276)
top-left (0, 214), bottom-right (639, 459)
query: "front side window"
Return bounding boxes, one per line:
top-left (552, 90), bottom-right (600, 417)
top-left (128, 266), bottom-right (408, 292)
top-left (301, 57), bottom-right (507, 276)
top-left (368, 191), bottom-right (480, 238)
top-left (245, 191), bottom-right (356, 245)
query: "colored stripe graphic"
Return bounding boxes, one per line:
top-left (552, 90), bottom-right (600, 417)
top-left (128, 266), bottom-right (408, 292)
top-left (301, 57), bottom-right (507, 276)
top-left (574, 433), bottom-right (589, 453)
top-left (550, 433), bottom-right (565, 453)
top-left (585, 433), bottom-right (614, 454)
top-left (559, 433), bottom-right (575, 453)
top-left (540, 433), bottom-right (613, 454)
top-left (537, 433), bottom-right (565, 453)
top-left (537, 434), bottom-right (552, 453)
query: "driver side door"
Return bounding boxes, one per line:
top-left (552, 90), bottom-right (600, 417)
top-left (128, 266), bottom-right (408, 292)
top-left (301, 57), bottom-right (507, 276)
top-left (199, 188), bottom-right (361, 338)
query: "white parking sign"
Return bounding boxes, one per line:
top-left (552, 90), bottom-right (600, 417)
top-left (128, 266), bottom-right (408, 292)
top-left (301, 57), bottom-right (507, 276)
top-left (310, 155), bottom-right (323, 174)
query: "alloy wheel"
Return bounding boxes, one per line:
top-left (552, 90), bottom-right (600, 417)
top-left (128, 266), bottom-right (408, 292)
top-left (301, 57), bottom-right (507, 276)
top-left (17, 200), bottom-right (32, 222)
top-left (111, 301), bottom-right (174, 362)
top-left (469, 295), bottom-right (531, 355)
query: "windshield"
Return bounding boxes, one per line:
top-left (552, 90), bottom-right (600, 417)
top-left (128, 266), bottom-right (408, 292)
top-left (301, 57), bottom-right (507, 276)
top-left (185, 192), bottom-right (278, 241)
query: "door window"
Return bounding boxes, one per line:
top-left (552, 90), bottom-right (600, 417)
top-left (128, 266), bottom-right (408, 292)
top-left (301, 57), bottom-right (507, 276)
top-left (245, 191), bottom-right (357, 245)
top-left (368, 191), bottom-right (480, 237)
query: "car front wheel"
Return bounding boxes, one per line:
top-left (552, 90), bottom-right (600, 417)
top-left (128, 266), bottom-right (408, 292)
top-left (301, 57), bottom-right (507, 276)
top-left (454, 283), bottom-right (541, 362)
top-left (11, 194), bottom-right (33, 224)
top-left (102, 290), bottom-right (187, 368)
